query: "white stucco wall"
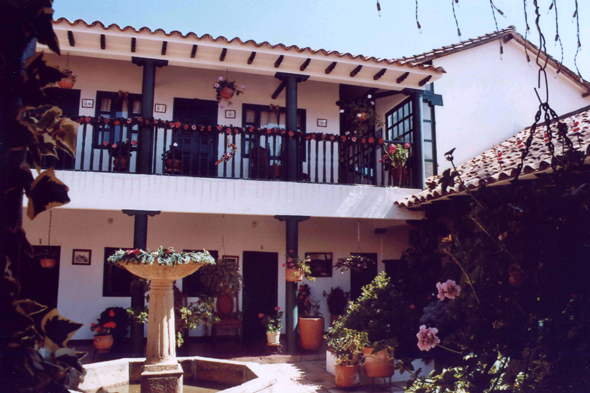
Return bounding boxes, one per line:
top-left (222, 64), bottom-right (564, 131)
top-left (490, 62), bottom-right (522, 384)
top-left (431, 40), bottom-right (590, 171)
top-left (23, 209), bottom-right (412, 340)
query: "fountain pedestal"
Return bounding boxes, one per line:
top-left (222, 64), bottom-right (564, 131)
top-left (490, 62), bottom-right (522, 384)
top-left (124, 263), bottom-right (205, 393)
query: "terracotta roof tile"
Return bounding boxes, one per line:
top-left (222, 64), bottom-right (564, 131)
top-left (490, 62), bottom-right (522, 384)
top-left (396, 106), bottom-right (590, 208)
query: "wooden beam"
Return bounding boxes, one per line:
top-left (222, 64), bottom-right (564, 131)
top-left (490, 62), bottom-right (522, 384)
top-left (396, 72), bottom-right (409, 84)
top-left (350, 65), bottom-right (362, 77)
top-left (219, 48), bottom-right (227, 62)
top-left (100, 34), bottom-right (106, 50)
top-left (300, 58), bottom-right (311, 71)
top-left (419, 75), bottom-right (433, 86)
top-left (583, 90), bottom-right (590, 98)
top-left (272, 80), bottom-right (286, 99)
top-left (131, 37), bottom-right (136, 53)
top-left (373, 68), bottom-right (387, 80)
top-left (161, 41), bottom-right (167, 56)
top-left (374, 91), bottom-right (402, 100)
top-left (247, 51), bottom-right (256, 65)
top-left (190, 45), bottom-right (197, 58)
top-left (274, 55), bottom-right (284, 68)
top-left (67, 30), bottom-right (75, 47)
top-left (366, 88), bottom-right (378, 97)
top-left (325, 61), bottom-right (337, 74)
top-left (503, 34), bottom-right (514, 44)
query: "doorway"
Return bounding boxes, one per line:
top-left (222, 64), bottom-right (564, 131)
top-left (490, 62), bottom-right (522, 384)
top-left (20, 246), bottom-right (61, 309)
top-left (172, 98), bottom-right (219, 177)
top-left (242, 251), bottom-right (278, 342)
top-left (350, 252), bottom-right (378, 301)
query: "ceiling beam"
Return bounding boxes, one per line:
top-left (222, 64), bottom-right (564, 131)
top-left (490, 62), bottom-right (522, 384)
top-left (274, 55), bottom-right (284, 68)
top-left (583, 90), bottom-right (590, 98)
top-left (247, 51), bottom-right (256, 65)
top-left (396, 72), bottom-right (409, 84)
top-left (366, 88), bottom-right (378, 97)
top-left (67, 30), bottom-right (75, 47)
top-left (300, 58), bottom-right (311, 71)
top-left (373, 68), bottom-right (387, 80)
top-left (419, 75), bottom-right (433, 86)
top-left (325, 61), bottom-right (337, 74)
top-left (190, 44), bottom-right (197, 58)
top-left (219, 48), bottom-right (227, 62)
top-left (350, 65), bottom-right (362, 77)
top-left (503, 34), bottom-right (514, 44)
top-left (100, 34), bottom-right (106, 50)
top-left (272, 80), bottom-right (286, 99)
top-left (374, 91), bottom-right (402, 99)
top-left (161, 41), bottom-right (167, 56)
top-left (131, 37), bottom-right (136, 53)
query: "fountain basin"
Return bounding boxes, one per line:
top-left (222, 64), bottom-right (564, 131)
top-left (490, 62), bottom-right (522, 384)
top-left (79, 357), bottom-right (275, 393)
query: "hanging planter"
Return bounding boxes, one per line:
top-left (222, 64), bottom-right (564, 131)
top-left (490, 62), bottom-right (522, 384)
top-left (39, 257), bottom-right (56, 269)
top-left (219, 87), bottom-right (235, 100)
top-left (58, 55), bottom-right (76, 89)
top-left (283, 253), bottom-right (314, 282)
top-left (213, 76), bottom-right (244, 106)
top-left (334, 255), bottom-right (375, 273)
top-left (39, 210), bottom-right (57, 268)
top-left (356, 112), bottom-right (368, 122)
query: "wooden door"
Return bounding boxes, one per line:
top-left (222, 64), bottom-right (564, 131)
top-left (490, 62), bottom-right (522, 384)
top-left (350, 253), bottom-right (378, 301)
top-left (20, 246), bottom-right (61, 309)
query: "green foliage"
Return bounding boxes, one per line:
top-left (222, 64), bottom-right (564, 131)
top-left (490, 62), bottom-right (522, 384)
top-left (333, 255), bottom-right (375, 273)
top-left (284, 254), bottom-right (315, 281)
top-left (339, 96), bottom-right (382, 133)
top-left (323, 287), bottom-right (349, 316)
top-left (259, 308), bottom-right (283, 333)
top-left (297, 283), bottom-right (323, 318)
top-left (108, 246), bottom-right (216, 267)
top-left (198, 258), bottom-right (244, 296)
top-left (325, 328), bottom-right (369, 366)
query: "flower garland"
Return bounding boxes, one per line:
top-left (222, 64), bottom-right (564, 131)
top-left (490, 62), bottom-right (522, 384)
top-left (334, 255), bottom-right (375, 273)
top-left (108, 246), bottom-right (216, 267)
top-left (215, 143), bottom-right (238, 165)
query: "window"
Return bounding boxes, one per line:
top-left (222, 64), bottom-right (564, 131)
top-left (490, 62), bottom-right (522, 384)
top-left (94, 91), bottom-right (142, 148)
top-left (182, 250), bottom-right (218, 297)
top-left (103, 247), bottom-right (133, 297)
top-left (241, 104), bottom-right (306, 158)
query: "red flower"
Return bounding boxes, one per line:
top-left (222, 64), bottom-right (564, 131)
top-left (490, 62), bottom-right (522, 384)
top-left (114, 120), bottom-right (120, 125)
top-left (341, 136), bottom-right (347, 141)
top-left (330, 135), bottom-right (335, 141)
top-left (379, 138), bottom-right (384, 144)
top-left (267, 129), bottom-right (272, 134)
top-left (389, 144), bottom-right (397, 154)
top-left (91, 323), bottom-right (96, 327)
top-left (368, 137), bottom-right (375, 143)
top-left (351, 137), bottom-right (357, 142)
top-left (109, 310), bottom-right (115, 317)
top-left (85, 117), bottom-right (91, 123)
top-left (311, 134), bottom-right (316, 140)
top-left (282, 263), bottom-right (286, 267)
top-left (275, 307), bottom-right (281, 311)
top-left (103, 141), bottom-right (109, 147)
top-left (361, 138), bottom-right (366, 143)
top-left (288, 131), bottom-right (294, 137)
top-left (410, 305), bottom-right (416, 310)
top-left (258, 313), bottom-right (264, 318)
top-left (131, 140), bottom-right (138, 146)
top-left (404, 142), bottom-right (411, 149)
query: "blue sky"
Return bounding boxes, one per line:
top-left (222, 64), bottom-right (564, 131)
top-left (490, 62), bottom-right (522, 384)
top-left (55, 0), bottom-right (588, 80)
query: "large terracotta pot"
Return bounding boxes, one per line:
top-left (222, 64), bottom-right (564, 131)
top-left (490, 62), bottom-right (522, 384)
top-left (363, 347), bottom-right (394, 378)
top-left (112, 155), bottom-right (130, 172)
top-left (286, 268), bottom-right (303, 282)
top-left (58, 77), bottom-right (75, 89)
top-left (335, 364), bottom-right (361, 387)
top-left (165, 158), bottom-right (181, 174)
top-left (93, 334), bottom-right (114, 354)
top-left (266, 332), bottom-right (280, 345)
top-left (299, 317), bottom-right (324, 350)
top-left (219, 87), bottom-right (234, 100)
top-left (39, 258), bottom-right (56, 268)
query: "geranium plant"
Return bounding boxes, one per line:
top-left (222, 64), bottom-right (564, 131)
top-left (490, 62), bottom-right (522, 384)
top-left (380, 142), bottom-right (411, 170)
top-left (90, 307), bottom-right (131, 339)
top-left (297, 283), bottom-right (323, 318)
top-left (108, 246), bottom-right (216, 267)
top-left (213, 76), bottom-right (245, 104)
top-left (259, 307), bottom-right (283, 333)
top-left (334, 255), bottom-right (375, 273)
top-left (283, 252), bottom-right (315, 281)
top-left (104, 139), bottom-right (137, 156)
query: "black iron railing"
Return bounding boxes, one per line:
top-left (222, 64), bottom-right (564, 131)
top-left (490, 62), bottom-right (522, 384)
top-left (35, 117), bottom-right (415, 188)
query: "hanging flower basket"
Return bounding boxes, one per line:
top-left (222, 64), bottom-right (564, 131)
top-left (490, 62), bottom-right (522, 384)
top-left (213, 76), bottom-right (244, 104)
top-left (334, 255), bottom-right (375, 273)
top-left (219, 87), bottom-right (234, 100)
top-left (356, 112), bottom-right (368, 122)
top-left (57, 68), bottom-right (76, 89)
top-left (40, 258), bottom-right (56, 268)
top-left (286, 268), bottom-right (303, 282)
top-left (283, 253), bottom-right (315, 282)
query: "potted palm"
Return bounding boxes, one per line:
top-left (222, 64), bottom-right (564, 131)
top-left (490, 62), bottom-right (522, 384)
top-left (259, 307), bottom-right (283, 345)
top-left (323, 287), bottom-right (349, 325)
top-left (162, 143), bottom-right (182, 174)
top-left (283, 253), bottom-right (315, 282)
top-left (90, 306), bottom-right (131, 354)
top-left (297, 283), bottom-right (324, 350)
top-left (325, 327), bottom-right (369, 388)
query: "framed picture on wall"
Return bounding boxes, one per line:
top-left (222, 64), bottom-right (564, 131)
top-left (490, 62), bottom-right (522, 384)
top-left (154, 104), bottom-right (167, 113)
top-left (306, 252), bottom-right (332, 277)
top-left (72, 249), bottom-right (92, 265)
top-left (222, 255), bottom-right (240, 270)
top-left (317, 118), bottom-right (327, 127)
top-left (81, 99), bottom-right (94, 109)
top-left (225, 110), bottom-right (236, 119)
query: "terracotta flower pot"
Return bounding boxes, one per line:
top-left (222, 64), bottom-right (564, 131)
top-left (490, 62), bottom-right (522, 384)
top-left (335, 364), bottom-right (361, 387)
top-left (113, 155), bottom-right (130, 172)
top-left (93, 334), bottom-right (114, 354)
top-left (39, 258), bottom-right (56, 268)
top-left (219, 87), bottom-right (234, 100)
top-left (356, 112), bottom-right (368, 122)
top-left (299, 317), bottom-right (324, 350)
top-left (165, 158), bottom-right (182, 174)
top-left (266, 332), bottom-right (280, 345)
top-left (58, 77), bottom-right (75, 89)
top-left (286, 268), bottom-right (303, 282)
top-left (363, 347), bottom-right (394, 378)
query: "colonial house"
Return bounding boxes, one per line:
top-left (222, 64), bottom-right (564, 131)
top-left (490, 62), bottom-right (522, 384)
top-left (21, 18), bottom-right (589, 353)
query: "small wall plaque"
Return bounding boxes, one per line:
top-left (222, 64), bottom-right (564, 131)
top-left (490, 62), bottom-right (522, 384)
top-left (154, 104), bottom-right (167, 113)
top-left (317, 119), bottom-right (327, 127)
top-left (81, 99), bottom-right (94, 109)
top-left (225, 110), bottom-right (236, 119)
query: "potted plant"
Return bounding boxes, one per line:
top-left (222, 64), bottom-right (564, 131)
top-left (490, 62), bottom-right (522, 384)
top-left (339, 96), bottom-right (382, 132)
top-left (325, 327), bottom-right (369, 388)
top-left (259, 307), bottom-right (283, 345)
top-left (198, 257), bottom-right (244, 296)
top-left (90, 306), bottom-right (131, 354)
top-left (380, 142), bottom-right (411, 185)
top-left (213, 76), bottom-right (245, 104)
top-left (323, 287), bottom-right (349, 325)
top-left (36, 249), bottom-right (58, 268)
top-left (105, 139), bottom-right (137, 172)
top-left (57, 67), bottom-right (77, 89)
top-left (297, 283), bottom-right (324, 350)
top-left (283, 252), bottom-right (315, 282)
top-left (334, 254), bottom-right (375, 273)
top-left (162, 143), bottom-right (182, 174)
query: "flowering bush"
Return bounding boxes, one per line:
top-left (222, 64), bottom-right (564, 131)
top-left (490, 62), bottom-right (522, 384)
top-left (380, 142), bottom-right (411, 170)
top-left (297, 283), bottom-right (323, 318)
top-left (283, 252), bottom-right (315, 281)
top-left (90, 307), bottom-right (131, 339)
top-left (326, 328), bottom-right (369, 366)
top-left (213, 76), bottom-right (244, 103)
top-left (259, 307), bottom-right (283, 333)
top-left (333, 255), bottom-right (375, 273)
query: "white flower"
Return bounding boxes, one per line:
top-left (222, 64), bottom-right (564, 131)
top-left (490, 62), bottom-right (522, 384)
top-left (339, 109), bottom-right (345, 113)
top-left (219, 76), bottom-right (224, 81)
top-left (214, 83), bottom-right (220, 88)
top-left (367, 94), bottom-right (372, 99)
top-left (173, 143), bottom-right (178, 147)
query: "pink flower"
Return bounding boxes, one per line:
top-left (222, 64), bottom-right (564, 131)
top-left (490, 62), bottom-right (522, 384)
top-left (388, 144), bottom-right (397, 154)
top-left (282, 263), bottom-right (286, 267)
top-left (214, 83), bottom-right (220, 88)
top-left (241, 85), bottom-right (245, 89)
top-left (404, 142), bottom-right (411, 149)
top-left (436, 282), bottom-right (447, 301)
top-left (103, 141), bottom-right (109, 146)
top-left (112, 144), bottom-right (117, 149)
top-left (416, 325), bottom-right (440, 351)
top-left (437, 280), bottom-right (461, 301)
top-left (219, 76), bottom-right (224, 81)
top-left (258, 313), bottom-right (264, 318)
top-left (275, 307), bottom-right (280, 311)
